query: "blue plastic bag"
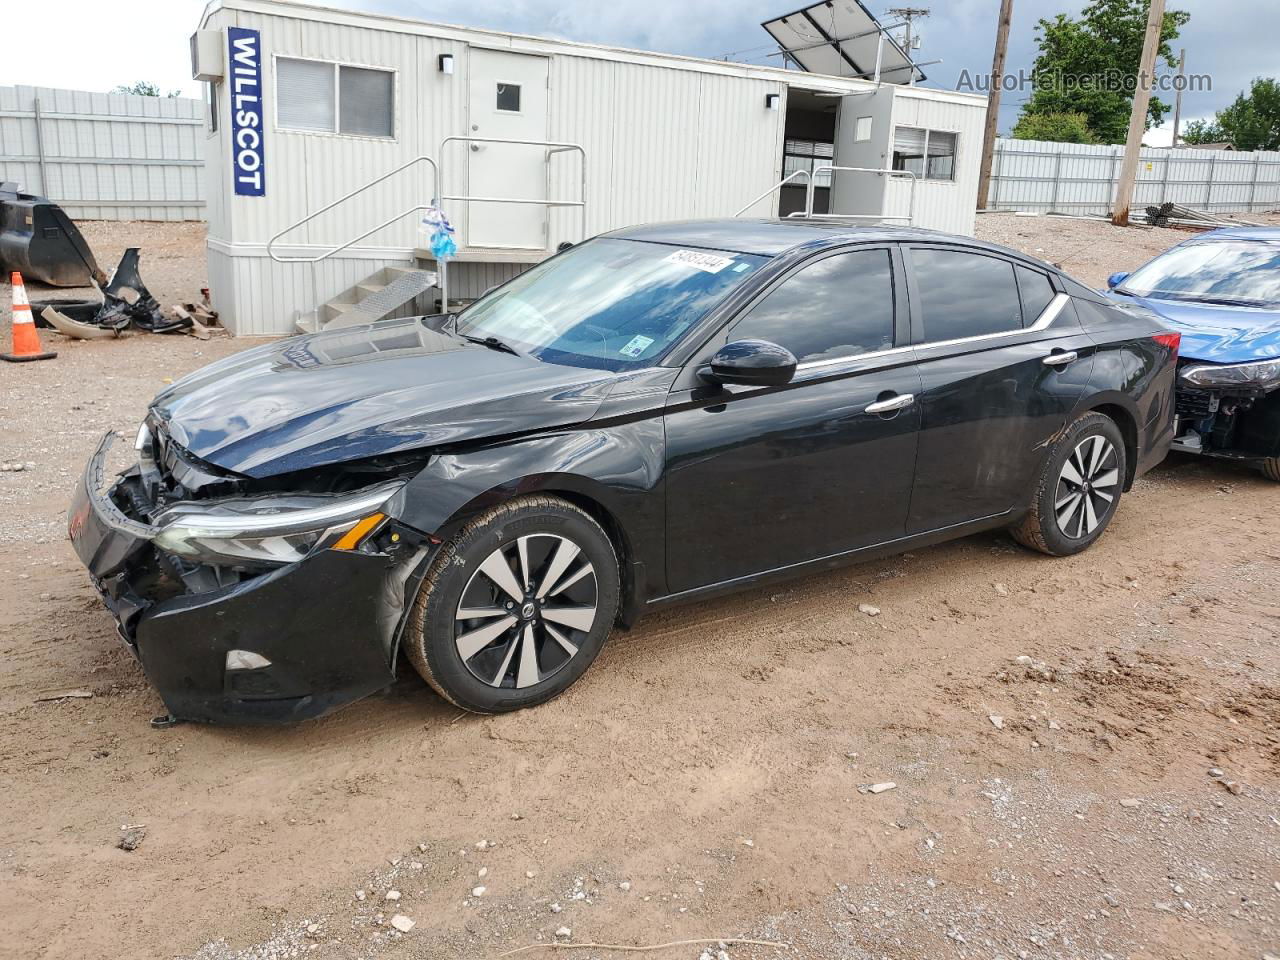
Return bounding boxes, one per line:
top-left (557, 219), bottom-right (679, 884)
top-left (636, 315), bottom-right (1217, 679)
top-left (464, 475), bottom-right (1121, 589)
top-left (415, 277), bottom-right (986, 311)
top-left (420, 206), bottom-right (457, 262)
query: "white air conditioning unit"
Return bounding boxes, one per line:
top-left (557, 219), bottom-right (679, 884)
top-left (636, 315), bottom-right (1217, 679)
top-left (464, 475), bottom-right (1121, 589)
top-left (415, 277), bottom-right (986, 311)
top-left (191, 29), bottom-right (224, 82)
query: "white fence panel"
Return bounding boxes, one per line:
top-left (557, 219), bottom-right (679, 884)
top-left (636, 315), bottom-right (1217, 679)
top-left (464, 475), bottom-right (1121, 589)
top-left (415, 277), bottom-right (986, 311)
top-left (988, 137), bottom-right (1280, 217)
top-left (0, 85), bottom-right (206, 221)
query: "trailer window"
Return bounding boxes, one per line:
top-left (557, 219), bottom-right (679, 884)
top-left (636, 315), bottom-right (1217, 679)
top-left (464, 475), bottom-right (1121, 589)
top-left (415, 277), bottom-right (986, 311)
top-left (892, 127), bottom-right (957, 182)
top-left (784, 139), bottom-right (834, 187)
top-left (496, 83), bottom-right (522, 112)
top-left (278, 58), bottom-right (335, 132)
top-left (340, 66), bottom-right (394, 137)
top-left (205, 81), bottom-right (219, 133)
top-left (277, 57), bottom-right (395, 138)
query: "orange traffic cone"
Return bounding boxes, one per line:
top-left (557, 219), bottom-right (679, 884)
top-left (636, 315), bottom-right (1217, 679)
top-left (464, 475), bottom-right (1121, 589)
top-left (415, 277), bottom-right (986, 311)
top-left (2, 272), bottom-right (57, 362)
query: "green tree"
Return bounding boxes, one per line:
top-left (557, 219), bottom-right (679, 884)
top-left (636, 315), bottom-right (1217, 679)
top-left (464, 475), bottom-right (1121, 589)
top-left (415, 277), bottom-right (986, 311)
top-left (1012, 111), bottom-right (1098, 143)
top-left (111, 81), bottom-right (181, 98)
top-left (1018, 0), bottom-right (1189, 144)
top-left (1179, 118), bottom-right (1226, 145)
top-left (1214, 78), bottom-right (1280, 152)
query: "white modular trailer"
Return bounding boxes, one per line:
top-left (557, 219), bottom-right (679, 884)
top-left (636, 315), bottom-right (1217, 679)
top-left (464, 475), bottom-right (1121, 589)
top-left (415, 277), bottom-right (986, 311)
top-left (197, 0), bottom-right (986, 335)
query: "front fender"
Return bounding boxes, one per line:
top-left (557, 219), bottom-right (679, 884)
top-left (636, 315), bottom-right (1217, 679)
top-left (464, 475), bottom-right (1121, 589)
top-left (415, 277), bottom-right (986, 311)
top-left (385, 419), bottom-right (667, 598)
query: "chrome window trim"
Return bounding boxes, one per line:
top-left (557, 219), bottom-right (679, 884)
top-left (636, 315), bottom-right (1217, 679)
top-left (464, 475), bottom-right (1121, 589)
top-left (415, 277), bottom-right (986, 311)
top-left (915, 292), bottom-right (1069, 352)
top-left (796, 343), bottom-right (915, 372)
top-left (794, 293), bottom-right (1069, 373)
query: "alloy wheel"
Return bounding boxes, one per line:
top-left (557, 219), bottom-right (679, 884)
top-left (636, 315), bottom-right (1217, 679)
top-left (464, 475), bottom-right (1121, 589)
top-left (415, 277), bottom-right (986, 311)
top-left (1054, 435), bottom-right (1120, 539)
top-left (454, 534), bottom-right (599, 688)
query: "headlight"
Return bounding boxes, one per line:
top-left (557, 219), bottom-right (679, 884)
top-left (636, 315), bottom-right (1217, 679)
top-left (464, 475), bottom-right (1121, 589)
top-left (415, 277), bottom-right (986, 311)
top-left (151, 480), bottom-right (403, 567)
top-left (1179, 359), bottom-right (1280, 390)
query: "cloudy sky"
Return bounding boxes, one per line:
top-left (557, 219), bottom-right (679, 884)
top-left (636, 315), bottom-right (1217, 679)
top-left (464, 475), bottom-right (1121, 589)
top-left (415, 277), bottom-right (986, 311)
top-left (8, 0), bottom-right (1277, 143)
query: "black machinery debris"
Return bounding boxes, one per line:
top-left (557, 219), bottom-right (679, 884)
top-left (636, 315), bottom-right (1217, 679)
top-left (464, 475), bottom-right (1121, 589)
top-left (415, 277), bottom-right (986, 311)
top-left (1, 182), bottom-right (219, 340)
top-left (0, 182), bottom-right (103, 287)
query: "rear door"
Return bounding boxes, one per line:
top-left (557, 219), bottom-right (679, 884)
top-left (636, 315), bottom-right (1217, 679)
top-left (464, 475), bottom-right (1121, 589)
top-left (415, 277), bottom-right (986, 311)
top-left (663, 245), bottom-right (922, 594)
top-left (466, 49), bottom-right (549, 249)
top-left (903, 245), bottom-right (1097, 533)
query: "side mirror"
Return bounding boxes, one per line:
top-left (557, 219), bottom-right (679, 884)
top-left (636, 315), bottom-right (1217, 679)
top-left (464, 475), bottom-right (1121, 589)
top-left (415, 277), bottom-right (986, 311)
top-left (700, 339), bottom-right (797, 387)
top-left (1106, 271), bottom-right (1129, 290)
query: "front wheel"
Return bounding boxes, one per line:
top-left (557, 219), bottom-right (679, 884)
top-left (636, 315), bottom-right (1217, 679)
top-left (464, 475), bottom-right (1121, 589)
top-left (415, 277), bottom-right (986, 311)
top-left (404, 495), bottom-right (619, 713)
top-left (1012, 411), bottom-right (1127, 557)
top-left (1261, 458), bottom-right (1280, 482)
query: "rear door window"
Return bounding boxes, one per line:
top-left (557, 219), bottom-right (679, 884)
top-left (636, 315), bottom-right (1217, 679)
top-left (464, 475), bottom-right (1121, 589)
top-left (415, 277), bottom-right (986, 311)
top-left (910, 248), bottom-right (1022, 342)
top-left (1016, 265), bottom-right (1057, 324)
top-left (731, 249), bottom-right (896, 364)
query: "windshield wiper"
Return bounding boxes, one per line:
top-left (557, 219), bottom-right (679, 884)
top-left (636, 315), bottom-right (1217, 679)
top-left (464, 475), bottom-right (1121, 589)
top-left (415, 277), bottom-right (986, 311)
top-left (460, 333), bottom-right (528, 358)
top-left (1190, 296), bottom-right (1270, 308)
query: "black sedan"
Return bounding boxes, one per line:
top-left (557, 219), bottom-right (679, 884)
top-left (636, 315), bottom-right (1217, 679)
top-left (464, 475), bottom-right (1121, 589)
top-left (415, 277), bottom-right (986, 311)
top-left (68, 220), bottom-right (1178, 724)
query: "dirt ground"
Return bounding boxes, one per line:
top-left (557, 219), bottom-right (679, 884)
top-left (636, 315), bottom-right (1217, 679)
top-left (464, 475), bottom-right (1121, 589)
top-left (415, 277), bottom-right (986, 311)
top-left (1, 215), bottom-right (1279, 960)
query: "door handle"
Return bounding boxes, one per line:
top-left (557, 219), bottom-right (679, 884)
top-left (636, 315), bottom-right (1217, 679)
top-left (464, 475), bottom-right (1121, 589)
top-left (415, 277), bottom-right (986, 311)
top-left (865, 393), bottom-right (915, 415)
top-left (1042, 350), bottom-right (1078, 367)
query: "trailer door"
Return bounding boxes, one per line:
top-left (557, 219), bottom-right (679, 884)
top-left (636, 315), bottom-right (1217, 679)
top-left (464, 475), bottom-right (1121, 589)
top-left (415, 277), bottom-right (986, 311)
top-left (467, 49), bottom-right (549, 250)
top-left (829, 85), bottom-right (895, 219)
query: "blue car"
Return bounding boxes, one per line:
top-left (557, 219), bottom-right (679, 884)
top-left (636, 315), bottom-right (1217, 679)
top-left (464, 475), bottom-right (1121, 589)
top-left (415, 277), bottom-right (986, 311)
top-left (1105, 227), bottom-right (1280, 479)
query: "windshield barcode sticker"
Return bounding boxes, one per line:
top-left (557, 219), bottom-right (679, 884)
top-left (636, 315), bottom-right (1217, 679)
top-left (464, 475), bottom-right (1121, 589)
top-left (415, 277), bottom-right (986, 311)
top-left (665, 249), bottom-right (735, 274)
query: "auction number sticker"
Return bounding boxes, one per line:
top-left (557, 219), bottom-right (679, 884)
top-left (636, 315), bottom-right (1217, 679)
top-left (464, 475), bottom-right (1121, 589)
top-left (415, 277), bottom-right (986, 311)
top-left (664, 249), bottom-right (735, 274)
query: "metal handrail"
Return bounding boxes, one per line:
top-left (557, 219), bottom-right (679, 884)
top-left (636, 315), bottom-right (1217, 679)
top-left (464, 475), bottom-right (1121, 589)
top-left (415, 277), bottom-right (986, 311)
top-left (436, 136), bottom-right (588, 310)
top-left (805, 165), bottom-right (918, 225)
top-left (264, 138), bottom-right (588, 317)
top-left (734, 168), bottom-right (812, 217)
top-left (266, 155), bottom-right (440, 264)
top-left (438, 135), bottom-right (587, 218)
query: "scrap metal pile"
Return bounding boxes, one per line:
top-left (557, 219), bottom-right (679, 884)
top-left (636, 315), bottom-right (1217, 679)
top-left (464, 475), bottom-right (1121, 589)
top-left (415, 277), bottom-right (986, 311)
top-left (0, 182), bottom-right (219, 342)
top-left (38, 248), bottom-right (197, 338)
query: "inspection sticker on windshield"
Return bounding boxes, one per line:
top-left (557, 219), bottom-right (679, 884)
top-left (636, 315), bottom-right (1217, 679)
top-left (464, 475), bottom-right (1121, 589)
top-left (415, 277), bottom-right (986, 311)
top-left (619, 335), bottom-right (655, 358)
top-left (665, 249), bottom-right (735, 274)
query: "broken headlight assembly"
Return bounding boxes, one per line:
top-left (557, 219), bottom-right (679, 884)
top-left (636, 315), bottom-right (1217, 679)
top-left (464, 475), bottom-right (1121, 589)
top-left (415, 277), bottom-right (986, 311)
top-left (1179, 358), bottom-right (1280, 391)
top-left (151, 480), bottom-right (404, 568)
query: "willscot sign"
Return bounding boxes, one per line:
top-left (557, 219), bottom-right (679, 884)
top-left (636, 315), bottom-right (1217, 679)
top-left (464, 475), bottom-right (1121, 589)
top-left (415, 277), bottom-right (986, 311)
top-left (228, 26), bottom-right (265, 197)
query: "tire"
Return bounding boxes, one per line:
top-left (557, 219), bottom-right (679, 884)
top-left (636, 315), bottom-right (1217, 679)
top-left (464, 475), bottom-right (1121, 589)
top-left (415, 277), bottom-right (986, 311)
top-left (404, 495), bottom-right (620, 713)
top-left (1011, 411), bottom-right (1128, 557)
top-left (1262, 458), bottom-right (1280, 482)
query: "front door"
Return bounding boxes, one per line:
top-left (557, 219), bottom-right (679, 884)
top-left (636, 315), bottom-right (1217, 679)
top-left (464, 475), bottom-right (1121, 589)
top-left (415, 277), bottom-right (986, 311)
top-left (467, 49), bottom-right (549, 249)
top-left (664, 246), bottom-right (922, 594)
top-left (902, 245), bottom-right (1097, 533)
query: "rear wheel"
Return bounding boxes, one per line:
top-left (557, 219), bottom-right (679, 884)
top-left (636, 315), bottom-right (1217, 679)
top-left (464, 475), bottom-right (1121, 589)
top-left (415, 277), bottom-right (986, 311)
top-left (1012, 412), bottom-right (1127, 557)
top-left (1262, 458), bottom-right (1280, 482)
top-left (405, 495), bottom-right (619, 713)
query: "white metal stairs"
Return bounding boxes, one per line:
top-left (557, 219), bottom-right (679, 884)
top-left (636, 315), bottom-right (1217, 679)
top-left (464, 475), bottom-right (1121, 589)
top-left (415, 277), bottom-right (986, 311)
top-left (294, 266), bottom-right (438, 335)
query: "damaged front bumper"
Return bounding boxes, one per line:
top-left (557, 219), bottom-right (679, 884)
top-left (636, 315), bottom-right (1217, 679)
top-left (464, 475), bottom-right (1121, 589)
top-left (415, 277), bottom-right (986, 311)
top-left (68, 432), bottom-right (433, 725)
top-left (1172, 362), bottom-right (1280, 463)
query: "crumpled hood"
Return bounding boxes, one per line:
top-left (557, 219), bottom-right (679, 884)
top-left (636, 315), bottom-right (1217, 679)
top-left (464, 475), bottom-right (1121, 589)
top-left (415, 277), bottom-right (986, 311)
top-left (150, 318), bottom-right (618, 478)
top-left (1107, 292), bottom-right (1280, 364)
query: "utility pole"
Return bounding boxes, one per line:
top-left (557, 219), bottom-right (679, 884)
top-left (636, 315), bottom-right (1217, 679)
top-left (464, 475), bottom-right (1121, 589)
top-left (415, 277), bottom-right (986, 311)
top-left (1112, 0), bottom-right (1166, 226)
top-left (976, 0), bottom-right (1015, 211)
top-left (887, 7), bottom-right (930, 86)
top-left (1171, 48), bottom-right (1186, 148)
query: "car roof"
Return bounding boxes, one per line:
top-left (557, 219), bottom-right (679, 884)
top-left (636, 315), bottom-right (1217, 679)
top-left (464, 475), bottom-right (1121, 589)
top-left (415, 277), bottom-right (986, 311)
top-left (1194, 226), bottom-right (1280, 242)
top-left (603, 218), bottom-right (1000, 257)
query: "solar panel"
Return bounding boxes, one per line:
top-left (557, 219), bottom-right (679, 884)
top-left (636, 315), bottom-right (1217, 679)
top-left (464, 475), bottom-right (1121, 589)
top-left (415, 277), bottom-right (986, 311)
top-left (761, 1), bottom-right (924, 84)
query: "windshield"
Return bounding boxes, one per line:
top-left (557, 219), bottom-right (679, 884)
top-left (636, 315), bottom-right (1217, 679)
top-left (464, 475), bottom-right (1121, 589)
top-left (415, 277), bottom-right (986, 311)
top-left (1119, 240), bottom-right (1280, 307)
top-left (455, 238), bottom-right (767, 371)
